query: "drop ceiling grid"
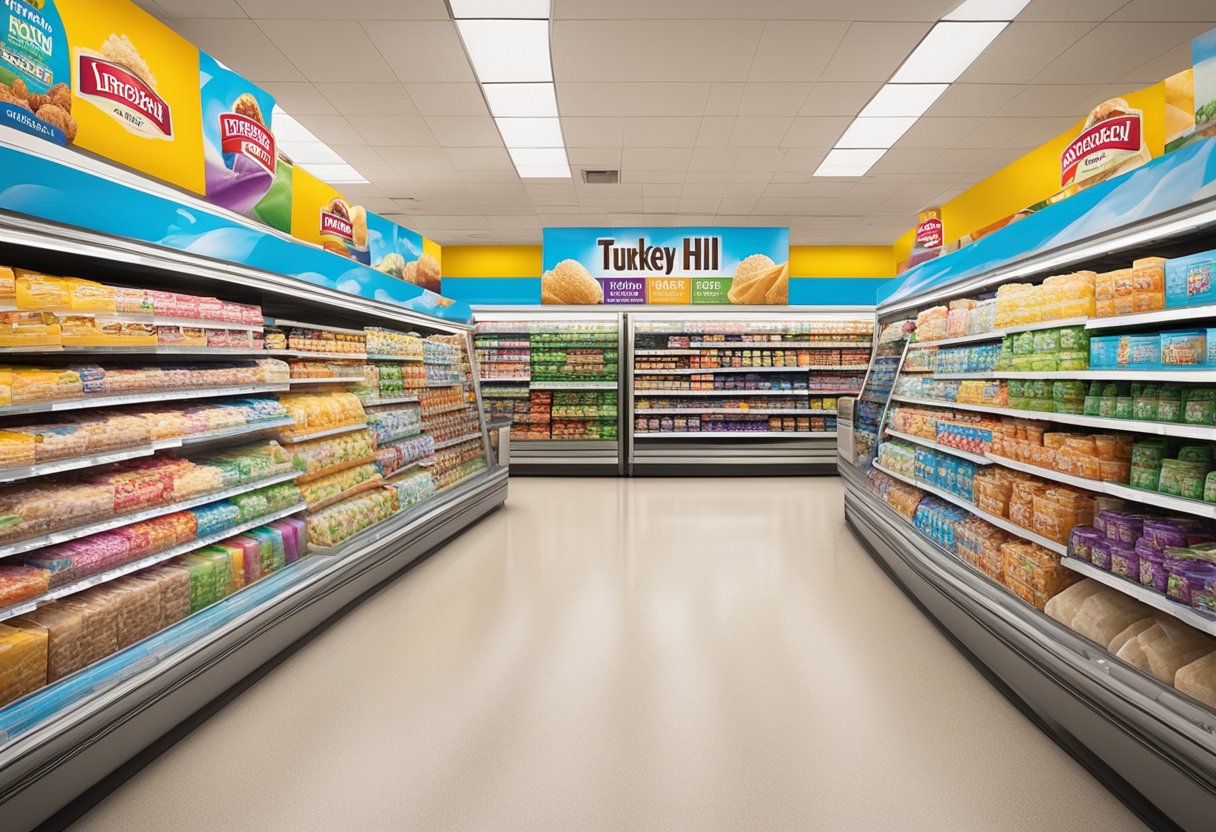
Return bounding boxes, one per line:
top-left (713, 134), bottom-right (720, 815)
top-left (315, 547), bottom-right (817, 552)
top-left (129, 0), bottom-right (1213, 245)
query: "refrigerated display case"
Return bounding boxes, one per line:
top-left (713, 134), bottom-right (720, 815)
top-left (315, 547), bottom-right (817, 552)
top-left (839, 142), bottom-right (1216, 827)
top-left (0, 144), bottom-right (505, 829)
top-left (628, 312), bottom-right (872, 474)
top-left (474, 311), bottom-right (622, 474)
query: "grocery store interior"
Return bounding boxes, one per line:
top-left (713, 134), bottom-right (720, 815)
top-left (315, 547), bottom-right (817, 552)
top-left (1, 0), bottom-right (1216, 830)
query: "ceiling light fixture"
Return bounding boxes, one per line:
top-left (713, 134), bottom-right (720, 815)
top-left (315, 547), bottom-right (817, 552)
top-left (496, 116), bottom-right (565, 148)
top-left (483, 83), bottom-right (559, 117)
top-left (813, 149), bottom-right (887, 178)
top-left (449, 0), bottom-right (551, 18)
top-left (835, 117), bottom-right (918, 149)
top-left (272, 106), bottom-right (367, 185)
top-left (890, 22), bottom-right (1008, 83)
top-left (943, 0), bottom-right (1030, 21)
top-left (456, 20), bottom-right (553, 82)
top-left (859, 84), bottom-right (948, 118)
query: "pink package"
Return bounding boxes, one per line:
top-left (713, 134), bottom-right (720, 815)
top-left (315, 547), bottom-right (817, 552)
top-left (239, 304), bottom-right (263, 326)
top-left (226, 536), bottom-right (262, 585)
top-left (172, 293), bottom-right (200, 320)
top-left (268, 520), bottom-right (299, 564)
top-left (220, 301), bottom-right (246, 324)
top-left (283, 517), bottom-right (307, 560)
top-left (198, 297), bottom-right (225, 322)
top-left (145, 290), bottom-right (176, 317)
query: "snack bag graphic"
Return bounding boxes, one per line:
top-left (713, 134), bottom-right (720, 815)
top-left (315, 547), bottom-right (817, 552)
top-left (0, 0), bottom-right (75, 145)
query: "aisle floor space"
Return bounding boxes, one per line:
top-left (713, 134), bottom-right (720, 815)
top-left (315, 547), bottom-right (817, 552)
top-left (71, 478), bottom-right (1143, 832)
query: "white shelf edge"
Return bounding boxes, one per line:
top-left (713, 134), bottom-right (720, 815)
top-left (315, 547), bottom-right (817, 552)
top-left (873, 461), bottom-right (1068, 555)
top-left (1060, 557), bottom-right (1216, 636)
top-left (0, 469), bottom-right (300, 558)
top-left (432, 432), bottom-right (484, 450)
top-left (635, 431), bottom-right (836, 439)
top-left (288, 376), bottom-right (364, 386)
top-left (0, 443), bottom-right (165, 484)
top-left (0, 384), bottom-right (291, 418)
top-left (278, 422), bottom-right (368, 443)
top-left (1085, 307), bottom-right (1216, 330)
top-left (174, 418), bottom-right (298, 448)
top-left (634, 408), bottom-right (836, 415)
top-left (528, 381), bottom-right (617, 390)
top-left (686, 341), bottom-right (870, 349)
top-left (0, 503), bottom-right (307, 624)
top-left (366, 353), bottom-right (423, 363)
top-left (913, 330), bottom-right (1006, 347)
top-left (362, 396), bottom-right (420, 407)
top-left (884, 429), bottom-right (992, 465)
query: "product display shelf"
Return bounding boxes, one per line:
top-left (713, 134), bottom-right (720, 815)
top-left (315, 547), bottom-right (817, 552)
top-left (0, 469), bottom-right (299, 559)
top-left (277, 422), bottom-right (367, 443)
top-left (363, 395), bottom-right (420, 408)
top-left (872, 461), bottom-right (1067, 555)
top-left (633, 408), bottom-right (836, 416)
top-left (0, 147), bottom-right (505, 829)
top-left (288, 376), bottom-right (365, 387)
top-left (529, 381), bottom-right (616, 390)
top-left (686, 340), bottom-right (871, 349)
top-left (635, 431), bottom-right (836, 439)
top-left (421, 402), bottom-right (472, 416)
top-left (0, 503), bottom-right (308, 625)
top-left (1060, 556), bottom-right (1216, 635)
top-left (433, 432), bottom-right (483, 451)
top-left (304, 479), bottom-right (385, 513)
top-left (882, 428), bottom-right (992, 465)
top-left (0, 384), bottom-right (291, 418)
top-left (1085, 307), bottom-right (1216, 330)
top-left (366, 353), bottom-right (422, 362)
top-left (0, 444), bottom-right (162, 485)
top-left (382, 458), bottom-right (434, 483)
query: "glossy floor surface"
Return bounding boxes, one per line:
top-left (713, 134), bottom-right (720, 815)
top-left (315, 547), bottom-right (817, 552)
top-left (72, 477), bottom-right (1144, 831)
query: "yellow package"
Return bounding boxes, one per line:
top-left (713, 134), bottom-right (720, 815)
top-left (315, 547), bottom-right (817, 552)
top-left (64, 278), bottom-right (117, 313)
top-left (7, 369), bottom-right (60, 404)
top-left (0, 432), bottom-right (36, 466)
top-left (0, 266), bottom-right (14, 307)
top-left (0, 622), bottom-right (48, 707)
top-left (14, 271), bottom-right (70, 312)
top-left (0, 312), bottom-right (62, 348)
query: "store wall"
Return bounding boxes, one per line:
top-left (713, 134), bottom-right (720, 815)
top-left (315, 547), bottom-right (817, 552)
top-left (441, 244), bottom-right (892, 306)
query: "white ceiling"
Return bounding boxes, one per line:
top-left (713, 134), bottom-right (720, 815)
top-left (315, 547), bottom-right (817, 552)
top-left (132, 0), bottom-right (1216, 247)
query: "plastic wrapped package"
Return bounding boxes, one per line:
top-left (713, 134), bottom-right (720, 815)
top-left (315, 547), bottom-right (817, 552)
top-left (1116, 619), bottom-right (1216, 685)
top-left (289, 429), bottom-right (377, 479)
top-left (191, 501), bottom-right (240, 538)
top-left (1069, 589), bottom-right (1155, 646)
top-left (209, 542), bottom-right (250, 591)
top-left (298, 463), bottom-right (382, 509)
top-left (10, 604), bottom-right (87, 683)
top-left (1044, 579), bottom-right (1108, 628)
top-left (26, 533), bottom-right (132, 587)
top-left (0, 565), bottom-right (51, 605)
top-left (138, 565), bottom-right (191, 631)
top-left (1001, 540), bottom-right (1076, 594)
top-left (248, 527), bottom-right (286, 575)
top-left (0, 622), bottom-right (47, 707)
top-left (99, 577), bottom-right (164, 650)
top-left (1175, 651), bottom-right (1216, 708)
top-left (306, 488), bottom-right (397, 548)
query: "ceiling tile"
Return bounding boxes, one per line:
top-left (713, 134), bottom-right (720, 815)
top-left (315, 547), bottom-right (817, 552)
top-left (675, 214), bottom-right (717, 225)
top-left (159, 0), bottom-right (245, 18)
top-left (769, 171), bottom-right (811, 184)
top-left (1116, 40), bottom-right (1197, 85)
top-left (487, 216), bottom-right (542, 230)
top-left (171, 19), bottom-right (304, 82)
top-left (239, 0), bottom-right (451, 17)
top-left (349, 115), bottom-right (437, 146)
top-left (728, 171), bottom-right (773, 184)
top-left (729, 117), bottom-right (794, 147)
top-left (457, 171), bottom-right (523, 184)
top-left (424, 117), bottom-right (502, 147)
top-left (738, 84), bottom-right (813, 116)
top-left (869, 148), bottom-right (945, 175)
top-left (567, 147), bottom-right (624, 167)
top-left (1108, 0), bottom-right (1216, 21)
top-left (446, 147), bottom-right (515, 171)
top-left (378, 147), bottom-right (455, 172)
top-left (562, 118), bottom-right (626, 147)
top-left (778, 152), bottom-right (829, 172)
top-left (604, 196), bottom-right (644, 212)
top-left (643, 197), bottom-right (680, 213)
top-left (405, 84), bottom-right (491, 117)
top-left (623, 170), bottom-right (689, 184)
top-left (819, 22), bottom-right (933, 83)
top-left (259, 83), bottom-right (336, 116)
top-left (926, 84), bottom-right (1024, 118)
top-left (960, 22), bottom-right (1096, 84)
top-left (366, 22), bottom-right (476, 83)
top-left (256, 20), bottom-right (392, 82)
top-left (293, 114), bottom-right (366, 145)
top-left (724, 183), bottom-right (767, 197)
top-left (1032, 22), bottom-right (1209, 84)
top-left (705, 84), bottom-right (745, 116)
top-left (624, 118), bottom-right (702, 147)
top-left (553, 21), bottom-right (764, 82)
top-left (690, 148), bottom-right (738, 171)
top-left (762, 183), bottom-right (803, 198)
top-left (683, 170), bottom-right (732, 183)
top-left (315, 83), bottom-right (419, 116)
top-left (993, 84), bottom-right (1104, 117)
top-left (553, 1), bottom-right (953, 20)
top-left (732, 148), bottom-right (785, 171)
top-left (1018, 0), bottom-right (1128, 21)
top-left (801, 181), bottom-right (854, 197)
top-left (558, 83), bottom-right (712, 117)
top-left (718, 197), bottom-right (758, 213)
top-left (642, 184), bottom-right (683, 197)
top-left (894, 117), bottom-right (987, 149)
top-left (780, 117), bottom-right (851, 148)
top-left (746, 22), bottom-right (850, 82)
top-left (799, 83), bottom-right (882, 116)
top-left (696, 118), bottom-right (734, 147)
top-left (682, 183), bottom-right (726, 198)
top-left (622, 148), bottom-right (693, 171)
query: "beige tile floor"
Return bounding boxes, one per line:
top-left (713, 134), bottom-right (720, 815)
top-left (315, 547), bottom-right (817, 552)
top-left (72, 477), bottom-right (1145, 832)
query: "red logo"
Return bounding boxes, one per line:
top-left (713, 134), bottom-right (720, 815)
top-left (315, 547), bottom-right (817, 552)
top-left (219, 113), bottom-right (276, 175)
top-left (320, 210), bottom-right (354, 241)
top-left (916, 218), bottom-right (943, 249)
top-left (78, 55), bottom-right (172, 137)
top-left (1061, 114), bottom-right (1141, 185)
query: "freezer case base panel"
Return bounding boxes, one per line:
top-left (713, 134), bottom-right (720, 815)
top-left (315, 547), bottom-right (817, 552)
top-left (507, 440), bottom-right (621, 476)
top-left (0, 469), bottom-right (509, 832)
top-left (630, 436), bottom-right (838, 476)
top-left (841, 476), bottom-right (1216, 832)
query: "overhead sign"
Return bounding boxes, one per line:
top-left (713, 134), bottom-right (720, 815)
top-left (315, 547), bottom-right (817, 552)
top-left (915, 209), bottom-right (943, 249)
top-left (541, 227), bottom-right (789, 305)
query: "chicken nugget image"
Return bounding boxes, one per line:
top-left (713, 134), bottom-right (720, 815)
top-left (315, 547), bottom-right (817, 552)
top-left (540, 259), bottom-right (603, 304)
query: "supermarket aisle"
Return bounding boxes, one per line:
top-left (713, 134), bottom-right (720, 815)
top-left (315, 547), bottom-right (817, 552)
top-left (71, 478), bottom-right (1144, 832)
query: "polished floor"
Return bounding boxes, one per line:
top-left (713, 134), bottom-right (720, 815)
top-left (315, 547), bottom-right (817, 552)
top-left (72, 477), bottom-right (1144, 831)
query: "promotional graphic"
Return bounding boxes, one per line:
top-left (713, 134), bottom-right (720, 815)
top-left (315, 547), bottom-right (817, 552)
top-left (0, 0), bottom-right (72, 145)
top-left (914, 209), bottom-right (943, 250)
top-left (1196, 27), bottom-right (1216, 141)
top-left (366, 212), bottom-right (440, 293)
top-left (200, 51), bottom-right (291, 232)
top-left (1059, 98), bottom-right (1150, 191)
top-left (541, 227), bottom-right (790, 305)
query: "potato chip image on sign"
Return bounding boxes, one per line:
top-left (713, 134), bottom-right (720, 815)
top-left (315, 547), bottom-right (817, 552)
top-left (541, 259), bottom-right (603, 304)
top-left (728, 256), bottom-right (788, 305)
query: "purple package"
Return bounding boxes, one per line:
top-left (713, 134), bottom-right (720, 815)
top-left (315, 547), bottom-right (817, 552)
top-left (1091, 540), bottom-right (1113, 571)
top-left (284, 517), bottom-right (307, 559)
top-left (1099, 511), bottom-right (1144, 544)
top-left (1142, 517), bottom-right (1204, 549)
top-left (1115, 542), bottom-right (1143, 581)
top-left (1067, 526), bottom-right (1102, 564)
top-left (1139, 546), bottom-right (1169, 593)
top-left (268, 520), bottom-right (298, 565)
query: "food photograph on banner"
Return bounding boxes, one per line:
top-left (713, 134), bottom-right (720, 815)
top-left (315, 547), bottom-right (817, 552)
top-left (540, 227), bottom-right (790, 305)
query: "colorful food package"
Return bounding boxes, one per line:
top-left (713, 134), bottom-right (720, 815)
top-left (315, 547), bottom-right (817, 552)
top-left (1175, 651), bottom-right (1216, 708)
top-left (14, 271), bottom-right (70, 312)
top-left (97, 577), bottom-right (162, 650)
top-left (11, 604), bottom-right (88, 683)
top-left (1000, 540), bottom-right (1076, 595)
top-left (139, 566), bottom-right (191, 631)
top-left (0, 565), bottom-right (50, 606)
top-left (57, 592), bottom-right (121, 669)
top-left (0, 622), bottom-right (48, 707)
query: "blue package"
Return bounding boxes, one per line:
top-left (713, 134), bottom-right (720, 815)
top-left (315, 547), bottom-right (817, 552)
top-left (1165, 250), bottom-right (1216, 309)
top-left (192, 501), bottom-right (241, 538)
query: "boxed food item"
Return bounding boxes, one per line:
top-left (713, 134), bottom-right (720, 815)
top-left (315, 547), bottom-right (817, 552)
top-left (1132, 257), bottom-right (1167, 312)
top-left (0, 622), bottom-right (47, 706)
top-left (1129, 334), bottom-right (1161, 368)
top-left (1159, 330), bottom-right (1206, 367)
top-left (11, 604), bottom-right (87, 683)
top-left (1165, 249), bottom-right (1216, 309)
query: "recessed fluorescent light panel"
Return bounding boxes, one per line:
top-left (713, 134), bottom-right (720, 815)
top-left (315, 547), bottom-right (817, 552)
top-left (456, 20), bottom-right (552, 82)
top-left (272, 106), bottom-right (367, 185)
top-left (859, 84), bottom-right (948, 118)
top-left (891, 22), bottom-right (1008, 83)
top-left (813, 149), bottom-right (886, 177)
top-left (835, 117), bottom-right (917, 149)
top-left (496, 117), bottom-right (564, 148)
top-left (944, 0), bottom-right (1030, 20)
top-left (450, 0), bottom-right (551, 18)
top-left (484, 83), bottom-right (558, 117)
top-left (454, 7), bottom-right (570, 179)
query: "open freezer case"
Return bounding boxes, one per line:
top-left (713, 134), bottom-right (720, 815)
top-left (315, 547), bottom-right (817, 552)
top-left (473, 309), bottom-right (623, 475)
top-left (840, 140), bottom-right (1216, 827)
top-left (627, 310), bottom-right (873, 475)
top-left (0, 134), bottom-right (506, 830)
